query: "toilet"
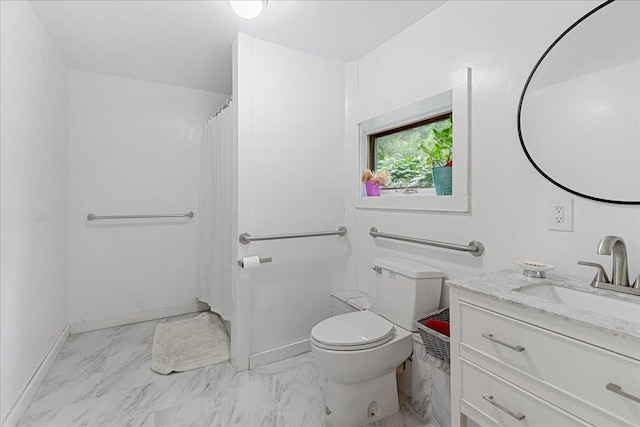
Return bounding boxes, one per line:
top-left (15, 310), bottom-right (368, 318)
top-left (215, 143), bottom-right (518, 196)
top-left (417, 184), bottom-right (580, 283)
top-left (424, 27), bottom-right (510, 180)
top-left (311, 257), bottom-right (444, 427)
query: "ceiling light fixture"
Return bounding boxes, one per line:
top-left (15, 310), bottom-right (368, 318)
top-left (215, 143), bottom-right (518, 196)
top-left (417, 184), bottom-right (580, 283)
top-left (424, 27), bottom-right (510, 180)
top-left (230, 1), bottom-right (268, 20)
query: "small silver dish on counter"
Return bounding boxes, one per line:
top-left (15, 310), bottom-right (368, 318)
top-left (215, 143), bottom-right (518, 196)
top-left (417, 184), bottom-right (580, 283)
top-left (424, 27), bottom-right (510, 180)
top-left (517, 260), bottom-right (554, 278)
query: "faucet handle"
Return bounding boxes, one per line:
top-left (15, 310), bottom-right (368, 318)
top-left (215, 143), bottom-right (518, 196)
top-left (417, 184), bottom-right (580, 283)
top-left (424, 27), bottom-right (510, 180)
top-left (578, 261), bottom-right (610, 285)
top-left (633, 274), bottom-right (640, 289)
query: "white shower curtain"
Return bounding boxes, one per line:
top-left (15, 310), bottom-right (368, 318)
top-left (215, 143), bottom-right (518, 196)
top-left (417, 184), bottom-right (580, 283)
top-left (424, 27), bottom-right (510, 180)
top-left (196, 104), bottom-right (233, 321)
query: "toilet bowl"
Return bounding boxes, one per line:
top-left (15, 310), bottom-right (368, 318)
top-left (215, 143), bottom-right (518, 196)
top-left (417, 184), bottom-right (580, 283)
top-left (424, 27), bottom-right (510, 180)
top-left (311, 257), bottom-right (445, 427)
top-left (311, 310), bottom-right (412, 427)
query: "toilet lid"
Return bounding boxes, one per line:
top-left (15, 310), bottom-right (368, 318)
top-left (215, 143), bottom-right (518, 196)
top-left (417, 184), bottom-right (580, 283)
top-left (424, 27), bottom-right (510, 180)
top-left (311, 310), bottom-right (395, 349)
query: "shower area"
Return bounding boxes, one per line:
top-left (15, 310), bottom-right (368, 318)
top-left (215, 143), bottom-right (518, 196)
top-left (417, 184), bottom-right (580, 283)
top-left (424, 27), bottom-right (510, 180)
top-left (56, 32), bottom-right (348, 374)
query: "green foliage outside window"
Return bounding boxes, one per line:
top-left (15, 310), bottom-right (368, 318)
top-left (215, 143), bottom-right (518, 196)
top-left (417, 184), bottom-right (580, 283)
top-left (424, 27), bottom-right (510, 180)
top-left (374, 115), bottom-right (452, 188)
top-left (377, 155), bottom-right (432, 188)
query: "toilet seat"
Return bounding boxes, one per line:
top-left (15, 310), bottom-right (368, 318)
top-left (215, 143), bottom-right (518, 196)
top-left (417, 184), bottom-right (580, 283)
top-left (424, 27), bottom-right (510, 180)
top-left (311, 310), bottom-right (395, 351)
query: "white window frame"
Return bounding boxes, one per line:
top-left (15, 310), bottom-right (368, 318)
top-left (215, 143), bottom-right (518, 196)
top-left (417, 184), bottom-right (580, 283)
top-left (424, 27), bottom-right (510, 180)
top-left (355, 68), bottom-right (471, 213)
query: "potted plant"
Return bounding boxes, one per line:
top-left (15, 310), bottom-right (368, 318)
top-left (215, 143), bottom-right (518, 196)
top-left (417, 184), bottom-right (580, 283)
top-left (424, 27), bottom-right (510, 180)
top-left (421, 120), bottom-right (453, 195)
top-left (361, 169), bottom-right (390, 196)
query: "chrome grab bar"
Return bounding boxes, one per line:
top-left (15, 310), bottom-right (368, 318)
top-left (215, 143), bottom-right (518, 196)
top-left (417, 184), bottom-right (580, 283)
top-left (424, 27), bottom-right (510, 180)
top-left (482, 394), bottom-right (525, 421)
top-left (239, 226), bottom-right (347, 245)
top-left (606, 383), bottom-right (640, 404)
top-left (87, 212), bottom-right (194, 221)
top-left (369, 227), bottom-right (484, 256)
top-left (482, 333), bottom-right (525, 352)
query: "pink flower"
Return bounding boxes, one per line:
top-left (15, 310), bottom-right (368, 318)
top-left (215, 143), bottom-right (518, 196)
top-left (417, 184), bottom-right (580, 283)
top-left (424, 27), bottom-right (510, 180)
top-left (361, 169), bottom-right (390, 186)
top-left (372, 171), bottom-right (390, 186)
top-left (361, 169), bottom-right (374, 183)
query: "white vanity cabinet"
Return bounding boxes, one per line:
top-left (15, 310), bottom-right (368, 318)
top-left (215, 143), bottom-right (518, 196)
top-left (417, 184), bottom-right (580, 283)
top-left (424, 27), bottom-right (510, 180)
top-left (449, 285), bottom-right (640, 427)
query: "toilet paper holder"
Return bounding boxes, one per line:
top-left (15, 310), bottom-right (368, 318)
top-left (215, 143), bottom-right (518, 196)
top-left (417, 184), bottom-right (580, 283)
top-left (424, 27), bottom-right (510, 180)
top-left (238, 257), bottom-right (272, 268)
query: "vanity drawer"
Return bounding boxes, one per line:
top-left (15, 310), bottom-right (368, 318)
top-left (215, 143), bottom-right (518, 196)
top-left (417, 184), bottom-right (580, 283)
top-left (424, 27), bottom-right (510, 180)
top-left (460, 358), bottom-right (589, 427)
top-left (459, 301), bottom-right (640, 426)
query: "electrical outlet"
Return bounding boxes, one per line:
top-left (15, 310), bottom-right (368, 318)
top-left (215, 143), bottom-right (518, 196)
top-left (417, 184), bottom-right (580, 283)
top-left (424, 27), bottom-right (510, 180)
top-left (548, 198), bottom-right (573, 231)
top-left (554, 206), bottom-right (564, 224)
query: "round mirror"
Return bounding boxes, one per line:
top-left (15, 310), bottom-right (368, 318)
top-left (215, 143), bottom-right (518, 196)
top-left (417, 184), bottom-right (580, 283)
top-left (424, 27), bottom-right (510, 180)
top-left (518, 0), bottom-right (639, 204)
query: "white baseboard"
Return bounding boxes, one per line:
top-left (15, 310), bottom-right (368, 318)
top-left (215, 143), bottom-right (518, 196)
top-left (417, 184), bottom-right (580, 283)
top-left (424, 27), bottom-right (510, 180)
top-left (69, 301), bottom-right (209, 334)
top-left (2, 325), bottom-right (70, 427)
top-left (249, 339), bottom-right (311, 369)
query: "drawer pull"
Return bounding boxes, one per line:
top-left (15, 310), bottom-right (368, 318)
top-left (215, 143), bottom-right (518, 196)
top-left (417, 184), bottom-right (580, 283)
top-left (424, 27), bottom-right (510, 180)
top-left (606, 383), bottom-right (640, 403)
top-left (482, 394), bottom-right (526, 421)
top-left (482, 333), bottom-right (525, 352)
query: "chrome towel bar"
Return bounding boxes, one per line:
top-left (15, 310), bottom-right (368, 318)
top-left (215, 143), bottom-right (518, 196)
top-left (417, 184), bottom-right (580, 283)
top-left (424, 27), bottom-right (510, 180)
top-left (369, 227), bottom-right (484, 257)
top-left (239, 226), bottom-right (347, 245)
top-left (87, 212), bottom-right (194, 221)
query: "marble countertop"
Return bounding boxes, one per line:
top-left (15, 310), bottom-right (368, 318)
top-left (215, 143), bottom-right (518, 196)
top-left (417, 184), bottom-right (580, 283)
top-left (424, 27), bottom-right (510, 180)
top-left (447, 269), bottom-right (640, 343)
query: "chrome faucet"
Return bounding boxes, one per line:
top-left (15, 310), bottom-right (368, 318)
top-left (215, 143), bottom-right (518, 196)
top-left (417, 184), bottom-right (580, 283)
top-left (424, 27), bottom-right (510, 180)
top-left (597, 235), bottom-right (629, 287)
top-left (578, 235), bottom-right (640, 297)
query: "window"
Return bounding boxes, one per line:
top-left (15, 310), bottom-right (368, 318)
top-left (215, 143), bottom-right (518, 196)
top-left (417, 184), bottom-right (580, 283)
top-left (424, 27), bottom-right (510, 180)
top-left (355, 67), bottom-right (471, 212)
top-left (368, 113), bottom-right (452, 189)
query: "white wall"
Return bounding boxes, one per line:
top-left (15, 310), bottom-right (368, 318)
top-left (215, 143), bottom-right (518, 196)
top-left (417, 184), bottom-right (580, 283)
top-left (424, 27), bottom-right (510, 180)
top-left (0, 1), bottom-right (69, 422)
top-left (345, 0), bottom-right (640, 303)
top-left (67, 70), bottom-right (228, 325)
top-left (235, 35), bottom-right (346, 362)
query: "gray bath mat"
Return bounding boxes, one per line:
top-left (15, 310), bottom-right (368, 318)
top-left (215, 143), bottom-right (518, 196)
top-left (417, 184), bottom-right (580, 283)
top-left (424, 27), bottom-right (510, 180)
top-left (151, 312), bottom-right (230, 375)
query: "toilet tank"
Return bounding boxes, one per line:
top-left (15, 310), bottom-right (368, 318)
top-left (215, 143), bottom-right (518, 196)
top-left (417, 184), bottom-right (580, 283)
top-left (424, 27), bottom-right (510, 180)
top-left (374, 257), bottom-right (445, 332)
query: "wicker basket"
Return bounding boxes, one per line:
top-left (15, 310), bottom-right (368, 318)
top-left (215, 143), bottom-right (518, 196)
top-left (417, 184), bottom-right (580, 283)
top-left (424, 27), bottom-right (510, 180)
top-left (416, 307), bottom-right (450, 364)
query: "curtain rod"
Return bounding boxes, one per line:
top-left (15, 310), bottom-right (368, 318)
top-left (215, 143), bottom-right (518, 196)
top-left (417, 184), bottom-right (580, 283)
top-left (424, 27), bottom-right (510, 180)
top-left (211, 96), bottom-right (233, 119)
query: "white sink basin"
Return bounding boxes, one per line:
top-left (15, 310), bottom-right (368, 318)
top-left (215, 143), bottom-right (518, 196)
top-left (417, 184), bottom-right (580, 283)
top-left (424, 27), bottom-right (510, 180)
top-left (516, 283), bottom-right (640, 325)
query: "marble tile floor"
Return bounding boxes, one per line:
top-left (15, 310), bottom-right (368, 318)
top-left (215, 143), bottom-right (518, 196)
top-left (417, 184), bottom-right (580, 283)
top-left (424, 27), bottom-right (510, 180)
top-left (18, 313), bottom-right (431, 427)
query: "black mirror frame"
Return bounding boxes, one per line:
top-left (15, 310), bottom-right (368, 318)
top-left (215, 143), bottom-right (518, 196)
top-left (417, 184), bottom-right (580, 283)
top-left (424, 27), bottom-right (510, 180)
top-left (517, 0), bottom-right (640, 205)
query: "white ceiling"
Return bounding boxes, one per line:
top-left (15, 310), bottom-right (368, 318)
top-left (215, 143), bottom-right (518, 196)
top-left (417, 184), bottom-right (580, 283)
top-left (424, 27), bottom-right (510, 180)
top-left (29, 0), bottom-right (445, 95)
